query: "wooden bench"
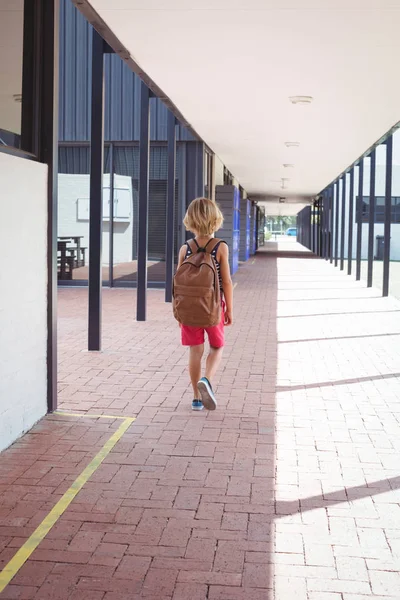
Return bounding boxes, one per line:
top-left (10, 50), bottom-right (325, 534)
top-left (66, 246), bottom-right (87, 268)
top-left (57, 254), bottom-right (75, 280)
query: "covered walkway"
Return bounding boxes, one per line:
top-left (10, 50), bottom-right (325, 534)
top-left (1, 248), bottom-right (400, 599)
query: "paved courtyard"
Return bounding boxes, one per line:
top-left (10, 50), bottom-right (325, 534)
top-left (1, 247), bottom-right (400, 599)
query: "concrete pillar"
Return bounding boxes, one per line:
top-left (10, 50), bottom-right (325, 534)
top-left (215, 184), bottom-right (240, 274)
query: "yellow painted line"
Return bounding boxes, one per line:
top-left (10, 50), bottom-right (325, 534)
top-left (54, 411), bottom-right (130, 420)
top-left (251, 259), bottom-right (256, 265)
top-left (233, 282), bottom-right (238, 290)
top-left (0, 416), bottom-right (135, 593)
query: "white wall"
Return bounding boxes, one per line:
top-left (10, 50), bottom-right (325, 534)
top-left (335, 164), bottom-right (400, 261)
top-left (360, 164), bottom-right (400, 260)
top-left (58, 174), bottom-right (133, 265)
top-left (0, 153), bottom-right (48, 452)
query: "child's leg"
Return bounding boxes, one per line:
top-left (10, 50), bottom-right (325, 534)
top-left (205, 346), bottom-right (223, 383)
top-left (204, 308), bottom-right (225, 385)
top-left (189, 344), bottom-right (204, 397)
top-left (197, 346), bottom-right (222, 411)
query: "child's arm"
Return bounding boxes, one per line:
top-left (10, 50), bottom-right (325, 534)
top-left (177, 245), bottom-right (187, 270)
top-left (218, 243), bottom-right (233, 326)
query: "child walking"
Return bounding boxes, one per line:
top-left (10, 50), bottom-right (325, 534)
top-left (174, 198), bottom-right (233, 411)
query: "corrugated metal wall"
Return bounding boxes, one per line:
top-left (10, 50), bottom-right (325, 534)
top-left (59, 0), bottom-right (194, 143)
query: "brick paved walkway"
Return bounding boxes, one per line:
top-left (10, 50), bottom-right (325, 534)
top-left (2, 247), bottom-right (400, 599)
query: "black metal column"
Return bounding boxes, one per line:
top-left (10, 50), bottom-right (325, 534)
top-left (301, 211), bottom-right (304, 246)
top-left (314, 202), bottom-right (318, 254)
top-left (304, 208), bottom-right (307, 248)
top-left (109, 143), bottom-right (114, 286)
top-left (88, 29), bottom-right (105, 351)
top-left (340, 175), bottom-right (346, 270)
top-left (383, 137), bottom-right (393, 297)
top-left (321, 194), bottom-right (324, 258)
top-left (327, 191), bottom-right (330, 260)
top-left (356, 161), bottom-right (363, 281)
top-left (321, 190), bottom-right (326, 258)
top-left (137, 82), bottom-right (150, 321)
top-left (312, 204), bottom-right (316, 253)
top-left (165, 111), bottom-right (176, 303)
top-left (298, 210), bottom-right (301, 245)
top-left (326, 187), bottom-right (329, 260)
top-left (334, 182), bottom-right (339, 267)
top-left (300, 211), bottom-right (303, 246)
top-left (196, 142), bottom-right (205, 197)
top-left (318, 197), bottom-right (322, 257)
top-left (322, 190), bottom-right (327, 259)
top-left (347, 168), bottom-right (354, 275)
top-left (367, 150), bottom-right (376, 287)
top-left (329, 185), bottom-right (334, 263)
top-left (177, 142), bottom-right (187, 248)
top-left (299, 210), bottom-right (302, 245)
top-left (185, 143), bottom-right (199, 240)
top-left (319, 197), bottom-right (323, 257)
top-left (40, 0), bottom-right (59, 411)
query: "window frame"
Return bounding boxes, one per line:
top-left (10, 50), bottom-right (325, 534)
top-left (0, 0), bottom-right (48, 161)
top-left (356, 195), bottom-right (400, 224)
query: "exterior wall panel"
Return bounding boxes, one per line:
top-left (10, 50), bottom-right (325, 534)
top-left (0, 154), bottom-right (48, 452)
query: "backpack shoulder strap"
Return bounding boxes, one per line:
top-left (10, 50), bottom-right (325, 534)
top-left (204, 238), bottom-right (221, 254)
top-left (186, 239), bottom-right (198, 255)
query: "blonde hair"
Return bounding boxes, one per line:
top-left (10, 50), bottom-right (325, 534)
top-left (183, 197), bottom-right (224, 236)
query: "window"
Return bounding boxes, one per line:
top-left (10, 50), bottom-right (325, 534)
top-left (204, 150), bottom-right (213, 199)
top-left (356, 196), bottom-right (400, 224)
top-left (223, 166), bottom-right (233, 185)
top-left (0, 1), bottom-right (24, 151)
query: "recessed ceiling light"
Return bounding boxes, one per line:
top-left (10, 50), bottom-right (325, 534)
top-left (285, 142), bottom-right (300, 148)
top-left (289, 96), bottom-right (313, 105)
top-left (281, 178), bottom-right (289, 189)
top-left (283, 164), bottom-right (294, 168)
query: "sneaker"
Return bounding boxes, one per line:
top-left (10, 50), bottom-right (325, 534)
top-left (197, 377), bottom-right (217, 411)
top-left (192, 399), bottom-right (204, 411)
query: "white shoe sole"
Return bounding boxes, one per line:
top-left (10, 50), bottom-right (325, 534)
top-left (197, 379), bottom-right (217, 411)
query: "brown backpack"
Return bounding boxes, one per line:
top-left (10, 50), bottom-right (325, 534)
top-left (173, 238), bottom-right (222, 327)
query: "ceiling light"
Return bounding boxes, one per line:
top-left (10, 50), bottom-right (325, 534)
top-left (283, 164), bottom-right (294, 168)
top-left (289, 96), bottom-right (313, 105)
top-left (281, 178), bottom-right (289, 190)
top-left (285, 142), bottom-right (300, 148)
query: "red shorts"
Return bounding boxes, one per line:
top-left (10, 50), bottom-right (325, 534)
top-left (181, 303), bottom-right (225, 348)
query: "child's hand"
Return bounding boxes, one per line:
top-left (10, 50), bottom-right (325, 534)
top-left (224, 311), bottom-right (233, 326)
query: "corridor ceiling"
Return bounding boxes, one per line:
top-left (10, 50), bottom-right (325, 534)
top-left (77, 0), bottom-right (400, 204)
